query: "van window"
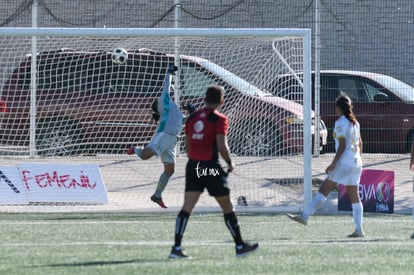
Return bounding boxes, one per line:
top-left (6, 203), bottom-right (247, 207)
top-left (181, 64), bottom-right (216, 97)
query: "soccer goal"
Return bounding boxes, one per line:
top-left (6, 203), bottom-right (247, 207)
top-left (0, 27), bottom-right (312, 213)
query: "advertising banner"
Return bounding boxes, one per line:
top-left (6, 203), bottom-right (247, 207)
top-left (338, 169), bottom-right (394, 213)
top-left (18, 163), bottom-right (108, 204)
top-left (0, 166), bottom-right (28, 204)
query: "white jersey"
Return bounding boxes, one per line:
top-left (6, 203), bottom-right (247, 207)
top-left (333, 115), bottom-right (362, 165)
top-left (329, 115), bottom-right (362, 186)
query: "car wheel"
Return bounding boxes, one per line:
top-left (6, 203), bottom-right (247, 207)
top-left (36, 117), bottom-right (81, 156)
top-left (229, 119), bottom-right (281, 157)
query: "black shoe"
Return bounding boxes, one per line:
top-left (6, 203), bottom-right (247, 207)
top-left (236, 242), bottom-right (259, 257)
top-left (151, 195), bottom-right (167, 208)
top-left (168, 246), bottom-right (189, 259)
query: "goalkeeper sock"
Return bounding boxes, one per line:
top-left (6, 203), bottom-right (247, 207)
top-left (174, 210), bottom-right (190, 248)
top-left (154, 172), bottom-right (172, 198)
top-left (224, 212), bottom-right (243, 246)
top-left (352, 202), bottom-right (363, 232)
top-left (303, 192), bottom-right (327, 219)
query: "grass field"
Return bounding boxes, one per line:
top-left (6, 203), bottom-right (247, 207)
top-left (0, 212), bottom-right (413, 275)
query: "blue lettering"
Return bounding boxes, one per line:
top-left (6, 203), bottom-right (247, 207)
top-left (0, 170), bottom-right (20, 193)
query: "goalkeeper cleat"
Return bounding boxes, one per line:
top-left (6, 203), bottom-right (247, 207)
top-left (126, 146), bottom-right (135, 155)
top-left (236, 242), bottom-right (259, 258)
top-left (168, 246), bottom-right (189, 259)
top-left (151, 195), bottom-right (167, 208)
top-left (347, 230), bottom-right (365, 238)
top-left (286, 213), bottom-right (308, 225)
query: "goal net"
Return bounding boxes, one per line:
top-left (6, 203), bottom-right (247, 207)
top-left (0, 28), bottom-right (312, 213)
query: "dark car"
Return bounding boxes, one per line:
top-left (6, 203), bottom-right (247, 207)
top-left (270, 70), bottom-right (414, 153)
top-left (0, 48), bottom-right (327, 156)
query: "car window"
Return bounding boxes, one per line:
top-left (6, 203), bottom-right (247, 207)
top-left (319, 75), bottom-right (339, 102)
top-left (181, 64), bottom-right (216, 97)
top-left (337, 78), bottom-right (369, 102)
top-left (362, 82), bottom-right (382, 101)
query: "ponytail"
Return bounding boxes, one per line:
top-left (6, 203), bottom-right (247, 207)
top-left (335, 94), bottom-right (357, 125)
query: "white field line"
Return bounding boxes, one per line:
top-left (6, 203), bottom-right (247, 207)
top-left (0, 239), bottom-right (413, 247)
top-left (0, 219), bottom-right (411, 225)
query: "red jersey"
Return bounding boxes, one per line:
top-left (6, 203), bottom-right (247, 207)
top-left (185, 108), bottom-right (228, 161)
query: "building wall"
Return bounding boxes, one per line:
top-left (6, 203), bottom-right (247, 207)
top-left (1, 0), bottom-right (413, 86)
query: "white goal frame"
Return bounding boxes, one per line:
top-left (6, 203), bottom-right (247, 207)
top-left (0, 27), bottom-right (312, 212)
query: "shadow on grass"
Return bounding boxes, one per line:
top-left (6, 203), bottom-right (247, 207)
top-left (28, 258), bottom-right (163, 268)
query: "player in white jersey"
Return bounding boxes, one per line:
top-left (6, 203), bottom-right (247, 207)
top-left (127, 65), bottom-right (183, 208)
top-left (287, 94), bottom-right (364, 237)
top-left (409, 140), bottom-right (414, 239)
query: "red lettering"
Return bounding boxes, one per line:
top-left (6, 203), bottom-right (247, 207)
top-left (20, 170), bottom-right (97, 190)
top-left (59, 174), bottom-right (70, 188)
top-left (35, 173), bottom-right (49, 188)
top-left (80, 173), bottom-right (97, 189)
top-left (21, 170), bottom-right (32, 191)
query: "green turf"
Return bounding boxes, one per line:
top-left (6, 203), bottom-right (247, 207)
top-left (0, 212), bottom-right (413, 274)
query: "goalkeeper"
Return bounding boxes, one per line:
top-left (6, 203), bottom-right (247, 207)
top-left (127, 65), bottom-right (188, 208)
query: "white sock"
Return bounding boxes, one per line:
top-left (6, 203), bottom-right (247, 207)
top-left (154, 172), bottom-right (172, 198)
top-left (352, 202), bottom-right (363, 232)
top-left (303, 192), bottom-right (327, 219)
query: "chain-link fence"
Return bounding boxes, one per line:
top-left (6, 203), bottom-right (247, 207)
top-left (2, 1), bottom-right (413, 86)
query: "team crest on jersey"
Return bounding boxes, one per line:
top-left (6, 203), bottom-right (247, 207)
top-left (194, 120), bottom-right (204, 132)
top-left (192, 120), bottom-right (204, 139)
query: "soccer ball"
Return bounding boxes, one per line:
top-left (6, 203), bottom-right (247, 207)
top-left (111, 48), bottom-right (128, 64)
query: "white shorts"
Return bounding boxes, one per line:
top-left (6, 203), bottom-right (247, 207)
top-left (147, 132), bottom-right (178, 164)
top-left (327, 158), bottom-right (362, 186)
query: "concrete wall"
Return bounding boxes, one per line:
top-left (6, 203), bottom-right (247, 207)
top-left (1, 0), bottom-right (413, 86)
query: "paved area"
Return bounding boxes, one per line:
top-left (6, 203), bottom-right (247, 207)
top-left (0, 153), bottom-right (412, 215)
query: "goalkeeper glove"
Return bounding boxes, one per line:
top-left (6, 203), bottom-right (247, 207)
top-left (152, 112), bottom-right (160, 122)
top-left (167, 65), bottom-right (178, 75)
top-left (183, 103), bottom-right (196, 115)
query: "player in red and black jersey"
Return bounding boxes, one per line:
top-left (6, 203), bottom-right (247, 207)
top-left (169, 85), bottom-right (259, 259)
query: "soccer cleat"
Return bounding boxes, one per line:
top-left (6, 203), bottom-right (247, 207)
top-left (347, 230), bottom-right (365, 238)
top-left (151, 195), bottom-right (167, 208)
top-left (286, 213), bottom-right (308, 225)
top-left (168, 246), bottom-right (189, 259)
top-left (126, 146), bottom-right (135, 155)
top-left (236, 242), bottom-right (259, 257)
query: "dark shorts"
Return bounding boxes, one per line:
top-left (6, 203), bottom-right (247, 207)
top-left (185, 159), bottom-right (230, 197)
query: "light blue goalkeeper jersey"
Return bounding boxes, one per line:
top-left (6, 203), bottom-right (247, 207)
top-left (156, 71), bottom-right (183, 136)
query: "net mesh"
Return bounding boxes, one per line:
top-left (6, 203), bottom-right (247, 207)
top-left (0, 29), bottom-right (309, 213)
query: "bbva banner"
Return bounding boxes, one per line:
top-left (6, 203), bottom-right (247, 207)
top-left (0, 163), bottom-right (108, 205)
top-left (338, 169), bottom-right (394, 214)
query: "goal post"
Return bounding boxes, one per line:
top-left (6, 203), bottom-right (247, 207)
top-left (0, 27), bottom-right (312, 213)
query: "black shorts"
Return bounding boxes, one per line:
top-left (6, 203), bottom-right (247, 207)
top-left (185, 159), bottom-right (230, 197)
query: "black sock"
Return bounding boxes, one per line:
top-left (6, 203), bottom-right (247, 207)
top-left (174, 210), bottom-right (190, 248)
top-left (224, 212), bottom-right (243, 246)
